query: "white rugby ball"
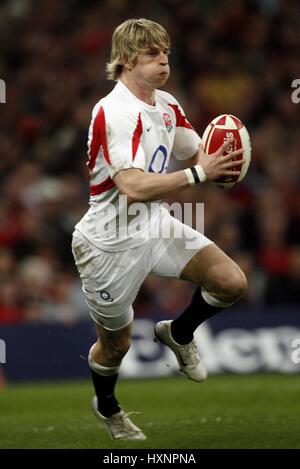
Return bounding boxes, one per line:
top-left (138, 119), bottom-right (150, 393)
top-left (202, 114), bottom-right (251, 189)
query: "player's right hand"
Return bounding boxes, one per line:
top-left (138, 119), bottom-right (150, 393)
top-left (197, 138), bottom-right (245, 182)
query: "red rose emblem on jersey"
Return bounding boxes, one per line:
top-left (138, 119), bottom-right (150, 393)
top-left (163, 113), bottom-right (173, 133)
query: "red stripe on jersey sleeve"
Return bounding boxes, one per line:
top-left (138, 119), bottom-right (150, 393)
top-left (132, 112), bottom-right (143, 160)
top-left (168, 103), bottom-right (194, 130)
top-left (90, 176), bottom-right (115, 196)
top-left (88, 106), bottom-right (111, 174)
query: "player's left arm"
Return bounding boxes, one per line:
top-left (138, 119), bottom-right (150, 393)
top-left (182, 146), bottom-right (202, 167)
top-left (169, 101), bottom-right (217, 171)
top-left (169, 103), bottom-right (201, 164)
top-left (186, 144), bottom-right (207, 167)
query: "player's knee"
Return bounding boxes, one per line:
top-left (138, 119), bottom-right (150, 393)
top-left (208, 264), bottom-right (247, 303)
top-left (104, 336), bottom-right (131, 361)
top-left (221, 267), bottom-right (248, 302)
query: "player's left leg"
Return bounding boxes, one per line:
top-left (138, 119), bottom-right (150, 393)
top-left (154, 244), bottom-right (247, 381)
top-left (152, 209), bottom-right (247, 382)
top-left (171, 242), bottom-right (247, 345)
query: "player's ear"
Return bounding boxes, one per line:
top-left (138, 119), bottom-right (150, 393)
top-left (124, 53), bottom-right (138, 72)
top-left (123, 59), bottom-right (134, 72)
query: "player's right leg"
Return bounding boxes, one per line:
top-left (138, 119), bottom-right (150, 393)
top-left (89, 322), bottom-right (146, 441)
top-left (71, 230), bottom-right (149, 440)
top-left (89, 322), bottom-right (131, 418)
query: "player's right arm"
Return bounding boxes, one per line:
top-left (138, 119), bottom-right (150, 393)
top-left (89, 103), bottom-right (243, 204)
top-left (114, 140), bottom-right (243, 204)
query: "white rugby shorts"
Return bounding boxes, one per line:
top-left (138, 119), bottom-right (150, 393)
top-left (72, 208), bottom-right (213, 330)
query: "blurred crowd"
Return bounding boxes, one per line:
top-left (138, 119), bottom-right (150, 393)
top-left (0, 0), bottom-right (299, 325)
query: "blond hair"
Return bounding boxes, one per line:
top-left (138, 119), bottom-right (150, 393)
top-left (106, 18), bottom-right (171, 81)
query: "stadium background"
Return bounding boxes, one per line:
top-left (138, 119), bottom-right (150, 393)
top-left (0, 0), bottom-right (300, 449)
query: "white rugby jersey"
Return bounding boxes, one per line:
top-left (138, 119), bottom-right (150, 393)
top-left (75, 80), bottom-right (201, 251)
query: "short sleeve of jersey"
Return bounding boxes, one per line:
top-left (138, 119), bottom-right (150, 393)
top-left (168, 98), bottom-right (201, 161)
top-left (92, 103), bottom-right (146, 179)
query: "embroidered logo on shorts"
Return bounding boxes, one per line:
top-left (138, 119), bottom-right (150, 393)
top-left (100, 290), bottom-right (114, 302)
top-left (163, 113), bottom-right (173, 133)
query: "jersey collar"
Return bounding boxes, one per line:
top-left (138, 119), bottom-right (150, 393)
top-left (116, 80), bottom-right (159, 112)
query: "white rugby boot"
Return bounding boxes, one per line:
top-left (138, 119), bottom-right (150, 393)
top-left (154, 320), bottom-right (207, 383)
top-left (91, 396), bottom-right (146, 441)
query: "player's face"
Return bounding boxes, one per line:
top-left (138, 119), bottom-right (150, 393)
top-left (130, 45), bottom-right (170, 89)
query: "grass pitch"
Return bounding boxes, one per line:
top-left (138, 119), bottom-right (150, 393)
top-left (0, 374), bottom-right (299, 449)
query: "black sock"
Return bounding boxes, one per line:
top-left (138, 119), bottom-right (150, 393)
top-left (171, 287), bottom-right (224, 345)
top-left (91, 370), bottom-right (121, 417)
